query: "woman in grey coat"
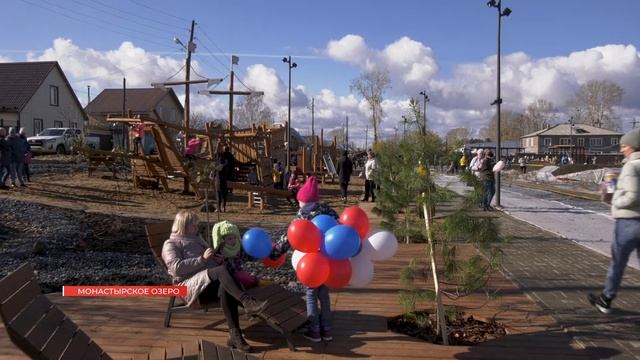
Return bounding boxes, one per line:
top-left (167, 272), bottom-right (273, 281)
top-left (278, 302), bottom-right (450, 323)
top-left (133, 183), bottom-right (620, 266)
top-left (589, 128), bottom-right (640, 313)
top-left (7, 127), bottom-right (25, 187)
top-left (161, 210), bottom-right (268, 351)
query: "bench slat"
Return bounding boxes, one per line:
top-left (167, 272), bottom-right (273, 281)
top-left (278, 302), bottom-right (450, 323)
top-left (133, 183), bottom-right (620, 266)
top-left (199, 339), bottom-right (219, 360)
top-left (0, 280), bottom-right (41, 323)
top-left (0, 263), bottom-right (35, 304)
top-left (81, 341), bottom-right (103, 360)
top-left (146, 347), bottom-right (166, 360)
top-left (41, 318), bottom-right (78, 359)
top-left (182, 342), bottom-right (199, 360)
top-left (164, 343), bottom-right (182, 360)
top-left (8, 295), bottom-right (52, 337)
top-left (215, 344), bottom-right (233, 360)
top-left (59, 330), bottom-right (91, 360)
top-left (25, 306), bottom-right (65, 352)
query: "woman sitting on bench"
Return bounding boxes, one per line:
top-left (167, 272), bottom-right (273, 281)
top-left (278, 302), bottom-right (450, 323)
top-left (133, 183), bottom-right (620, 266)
top-left (162, 210), bottom-right (268, 352)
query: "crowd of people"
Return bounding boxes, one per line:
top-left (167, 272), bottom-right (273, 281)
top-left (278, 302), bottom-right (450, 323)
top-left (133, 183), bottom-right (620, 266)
top-left (0, 127), bottom-right (32, 189)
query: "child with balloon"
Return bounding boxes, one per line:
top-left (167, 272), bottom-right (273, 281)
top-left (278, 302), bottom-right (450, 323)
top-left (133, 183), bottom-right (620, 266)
top-left (282, 176), bottom-right (339, 342)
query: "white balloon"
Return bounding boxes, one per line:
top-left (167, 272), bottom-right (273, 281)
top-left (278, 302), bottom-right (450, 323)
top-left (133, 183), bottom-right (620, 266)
top-left (493, 160), bottom-right (505, 172)
top-left (363, 230), bottom-right (398, 261)
top-left (349, 253), bottom-right (374, 287)
top-left (291, 250), bottom-right (307, 270)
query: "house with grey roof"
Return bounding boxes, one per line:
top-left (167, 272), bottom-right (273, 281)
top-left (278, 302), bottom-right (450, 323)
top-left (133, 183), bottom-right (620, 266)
top-left (84, 88), bottom-right (184, 150)
top-left (0, 61), bottom-right (86, 136)
top-left (520, 124), bottom-right (622, 154)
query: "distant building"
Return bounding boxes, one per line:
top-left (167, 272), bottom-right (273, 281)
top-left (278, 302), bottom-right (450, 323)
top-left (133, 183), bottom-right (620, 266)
top-left (464, 140), bottom-right (523, 156)
top-left (520, 124), bottom-right (622, 155)
top-left (84, 88), bottom-right (184, 150)
top-left (0, 61), bottom-right (86, 136)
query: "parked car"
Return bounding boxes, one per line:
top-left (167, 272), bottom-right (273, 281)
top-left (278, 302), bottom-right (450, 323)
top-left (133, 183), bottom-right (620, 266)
top-left (28, 128), bottom-right (84, 155)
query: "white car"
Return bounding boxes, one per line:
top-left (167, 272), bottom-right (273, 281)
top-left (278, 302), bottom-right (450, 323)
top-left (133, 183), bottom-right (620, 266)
top-left (28, 128), bottom-right (82, 155)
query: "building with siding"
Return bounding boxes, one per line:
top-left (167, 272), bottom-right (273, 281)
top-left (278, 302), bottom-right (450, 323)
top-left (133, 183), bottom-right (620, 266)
top-left (520, 124), bottom-right (622, 154)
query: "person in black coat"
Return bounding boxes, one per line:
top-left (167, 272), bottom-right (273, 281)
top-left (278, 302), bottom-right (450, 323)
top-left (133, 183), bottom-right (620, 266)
top-left (336, 150), bottom-right (353, 203)
top-left (0, 128), bottom-right (12, 190)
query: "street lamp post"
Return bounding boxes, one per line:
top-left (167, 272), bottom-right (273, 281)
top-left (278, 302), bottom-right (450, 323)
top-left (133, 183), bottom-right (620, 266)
top-left (419, 91), bottom-right (429, 134)
top-left (568, 116), bottom-right (574, 161)
top-left (487, 0), bottom-right (511, 208)
top-left (282, 56), bottom-right (297, 171)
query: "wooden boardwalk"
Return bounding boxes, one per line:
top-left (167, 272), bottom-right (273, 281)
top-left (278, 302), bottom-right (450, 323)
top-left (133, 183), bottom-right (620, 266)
top-left (0, 202), bottom-right (593, 359)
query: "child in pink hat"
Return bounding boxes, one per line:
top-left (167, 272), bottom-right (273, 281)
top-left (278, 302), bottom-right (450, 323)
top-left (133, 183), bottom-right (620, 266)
top-left (270, 175), bottom-right (339, 342)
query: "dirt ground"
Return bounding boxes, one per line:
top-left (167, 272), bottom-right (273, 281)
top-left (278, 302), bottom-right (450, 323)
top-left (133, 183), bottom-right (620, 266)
top-left (2, 157), bottom-right (366, 227)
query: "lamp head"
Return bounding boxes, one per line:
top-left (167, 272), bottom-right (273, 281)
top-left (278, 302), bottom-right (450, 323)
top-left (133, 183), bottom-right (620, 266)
top-left (282, 57), bottom-right (288, 63)
top-left (487, 0), bottom-right (498, 8)
top-left (292, 62), bottom-right (297, 68)
top-left (502, 7), bottom-right (512, 16)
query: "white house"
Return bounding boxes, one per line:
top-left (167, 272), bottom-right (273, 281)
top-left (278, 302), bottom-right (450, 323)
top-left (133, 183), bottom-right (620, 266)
top-left (0, 61), bottom-right (86, 136)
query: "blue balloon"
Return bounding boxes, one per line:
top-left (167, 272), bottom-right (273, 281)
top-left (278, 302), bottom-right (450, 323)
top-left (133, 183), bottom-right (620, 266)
top-left (312, 215), bottom-right (338, 234)
top-left (323, 225), bottom-right (361, 260)
top-left (353, 240), bottom-right (363, 257)
top-left (242, 228), bottom-right (272, 259)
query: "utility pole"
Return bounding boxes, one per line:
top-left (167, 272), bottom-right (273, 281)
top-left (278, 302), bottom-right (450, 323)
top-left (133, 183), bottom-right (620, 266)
top-left (345, 115), bottom-right (349, 151)
top-left (228, 56), bottom-right (237, 139)
top-left (87, 85), bottom-right (91, 104)
top-left (311, 97), bottom-right (315, 153)
top-left (365, 125), bottom-right (369, 150)
top-left (183, 19), bottom-right (196, 152)
top-left (122, 77), bottom-right (126, 150)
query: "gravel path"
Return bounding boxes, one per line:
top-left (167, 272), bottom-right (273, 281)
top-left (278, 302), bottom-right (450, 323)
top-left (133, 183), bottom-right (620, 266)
top-left (0, 198), bottom-right (303, 293)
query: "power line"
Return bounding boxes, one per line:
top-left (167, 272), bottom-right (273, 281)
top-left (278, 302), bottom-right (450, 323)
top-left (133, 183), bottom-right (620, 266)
top-left (86, 0), bottom-right (188, 32)
top-left (19, 0), bottom-right (174, 51)
top-left (166, 65), bottom-right (186, 81)
top-left (71, 0), bottom-right (185, 37)
top-left (129, 0), bottom-right (191, 23)
top-left (190, 65), bottom-right (207, 80)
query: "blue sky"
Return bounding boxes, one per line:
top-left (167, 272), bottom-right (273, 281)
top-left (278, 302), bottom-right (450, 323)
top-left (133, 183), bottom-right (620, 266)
top-left (2, 0), bottom-right (640, 140)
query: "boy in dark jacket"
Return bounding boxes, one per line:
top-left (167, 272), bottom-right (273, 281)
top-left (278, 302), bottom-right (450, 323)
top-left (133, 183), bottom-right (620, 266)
top-left (337, 150), bottom-right (353, 203)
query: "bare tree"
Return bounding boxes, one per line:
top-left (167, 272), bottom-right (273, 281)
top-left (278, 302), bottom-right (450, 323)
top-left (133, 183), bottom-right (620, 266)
top-left (523, 99), bottom-right (555, 134)
top-left (570, 80), bottom-right (624, 129)
top-left (480, 110), bottom-right (525, 141)
top-left (234, 93), bottom-right (274, 129)
top-left (350, 69), bottom-right (391, 142)
top-left (190, 111), bottom-right (220, 130)
top-left (402, 97), bottom-right (425, 135)
top-left (445, 127), bottom-right (473, 146)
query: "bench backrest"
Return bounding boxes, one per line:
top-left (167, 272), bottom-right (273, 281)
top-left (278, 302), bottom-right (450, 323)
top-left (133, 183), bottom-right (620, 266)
top-left (0, 263), bottom-right (111, 359)
top-left (145, 221), bottom-right (174, 271)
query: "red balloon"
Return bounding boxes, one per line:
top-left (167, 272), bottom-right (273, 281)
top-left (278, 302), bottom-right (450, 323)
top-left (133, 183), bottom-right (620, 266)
top-left (339, 206), bottom-right (369, 239)
top-left (325, 259), bottom-right (352, 289)
top-left (262, 254), bottom-right (286, 268)
top-left (296, 253), bottom-right (330, 288)
top-left (287, 219), bottom-right (322, 253)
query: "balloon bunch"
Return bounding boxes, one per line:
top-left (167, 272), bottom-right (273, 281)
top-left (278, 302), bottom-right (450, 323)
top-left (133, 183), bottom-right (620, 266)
top-left (240, 228), bottom-right (287, 268)
top-left (288, 206), bottom-right (398, 289)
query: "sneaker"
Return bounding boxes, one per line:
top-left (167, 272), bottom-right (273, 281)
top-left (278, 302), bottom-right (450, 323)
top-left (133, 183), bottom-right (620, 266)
top-left (227, 328), bottom-right (251, 352)
top-left (303, 326), bottom-right (321, 343)
top-left (321, 326), bottom-right (333, 342)
top-left (241, 297), bottom-right (268, 315)
top-left (588, 293), bottom-right (612, 314)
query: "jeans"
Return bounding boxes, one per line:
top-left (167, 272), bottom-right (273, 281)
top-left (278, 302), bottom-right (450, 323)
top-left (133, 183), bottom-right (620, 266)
top-left (363, 179), bottom-right (376, 201)
top-left (10, 162), bottom-right (24, 185)
top-left (482, 179), bottom-right (495, 209)
top-left (340, 182), bottom-right (349, 198)
top-left (603, 218), bottom-right (640, 300)
top-left (306, 285), bottom-right (331, 329)
top-left (0, 163), bottom-right (9, 185)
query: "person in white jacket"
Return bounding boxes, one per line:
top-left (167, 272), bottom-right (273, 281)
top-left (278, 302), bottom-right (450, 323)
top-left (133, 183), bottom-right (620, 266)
top-left (589, 128), bottom-right (640, 314)
top-left (361, 149), bottom-right (377, 202)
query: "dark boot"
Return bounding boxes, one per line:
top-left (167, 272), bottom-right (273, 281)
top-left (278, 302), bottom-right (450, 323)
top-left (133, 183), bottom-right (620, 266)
top-left (241, 296), bottom-right (268, 315)
top-left (227, 328), bottom-right (251, 351)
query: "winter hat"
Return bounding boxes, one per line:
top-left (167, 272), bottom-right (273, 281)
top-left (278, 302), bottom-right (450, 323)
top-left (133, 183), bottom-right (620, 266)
top-left (211, 221), bottom-right (241, 258)
top-left (297, 176), bottom-right (320, 203)
top-left (620, 128), bottom-right (640, 150)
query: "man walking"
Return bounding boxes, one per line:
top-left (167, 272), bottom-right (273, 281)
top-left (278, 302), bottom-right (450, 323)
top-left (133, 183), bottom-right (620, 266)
top-left (361, 149), bottom-right (377, 202)
top-left (589, 128), bottom-right (640, 314)
top-left (337, 150), bottom-right (353, 203)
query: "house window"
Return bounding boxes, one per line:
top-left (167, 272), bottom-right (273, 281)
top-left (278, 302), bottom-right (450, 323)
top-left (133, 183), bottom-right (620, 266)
top-left (54, 120), bottom-right (63, 128)
top-left (590, 138), bottom-right (602, 146)
top-left (577, 138), bottom-right (585, 147)
top-left (34, 118), bottom-right (43, 135)
top-left (50, 86), bottom-right (59, 106)
top-left (560, 138), bottom-right (570, 145)
top-left (611, 138), bottom-right (618, 146)
top-left (543, 138), bottom-right (552, 146)
top-left (70, 121), bottom-right (78, 129)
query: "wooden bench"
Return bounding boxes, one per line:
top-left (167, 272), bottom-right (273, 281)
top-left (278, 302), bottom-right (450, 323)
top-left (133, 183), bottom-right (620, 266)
top-left (145, 222), bottom-right (307, 351)
top-left (0, 263), bottom-right (259, 360)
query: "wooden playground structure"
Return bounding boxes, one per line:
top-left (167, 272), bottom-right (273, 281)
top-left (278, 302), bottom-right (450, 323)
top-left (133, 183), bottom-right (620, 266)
top-left (84, 112), bottom-right (338, 209)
